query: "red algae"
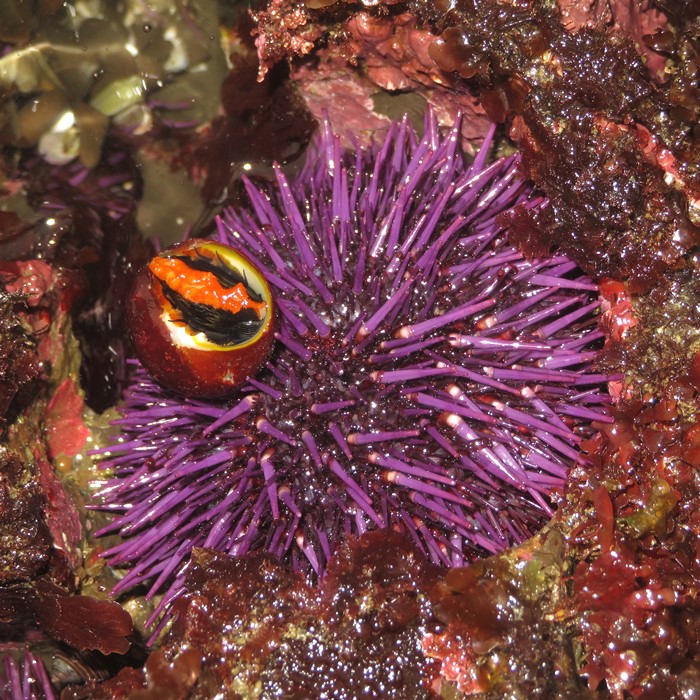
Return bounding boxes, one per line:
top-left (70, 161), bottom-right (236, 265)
top-left (43, 378), bottom-right (90, 460)
top-left (424, 530), bottom-right (590, 698)
top-left (601, 266), bottom-right (700, 397)
top-left (0, 254), bottom-right (135, 690)
top-left (191, 46), bottom-right (316, 211)
top-left (69, 534), bottom-right (443, 699)
top-left (0, 455), bottom-right (52, 584)
top-left (562, 377), bottom-right (700, 696)
top-left (260, 0), bottom-right (699, 285)
top-left (0, 288), bottom-right (40, 436)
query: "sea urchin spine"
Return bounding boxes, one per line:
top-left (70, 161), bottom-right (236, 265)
top-left (0, 653), bottom-right (55, 700)
top-left (93, 112), bottom-right (614, 633)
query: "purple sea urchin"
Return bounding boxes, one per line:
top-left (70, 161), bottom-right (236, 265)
top-left (94, 113), bottom-right (613, 633)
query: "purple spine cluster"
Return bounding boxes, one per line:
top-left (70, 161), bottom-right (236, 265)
top-left (94, 113), bottom-right (613, 635)
top-left (1, 653), bottom-right (55, 700)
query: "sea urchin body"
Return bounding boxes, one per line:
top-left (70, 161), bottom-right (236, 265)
top-left (94, 113), bottom-right (612, 630)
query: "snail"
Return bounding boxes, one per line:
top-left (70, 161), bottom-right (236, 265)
top-left (126, 239), bottom-right (275, 399)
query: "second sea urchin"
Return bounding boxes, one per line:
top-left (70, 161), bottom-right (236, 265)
top-left (94, 113), bottom-right (613, 632)
top-left (0, 652), bottom-right (55, 700)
